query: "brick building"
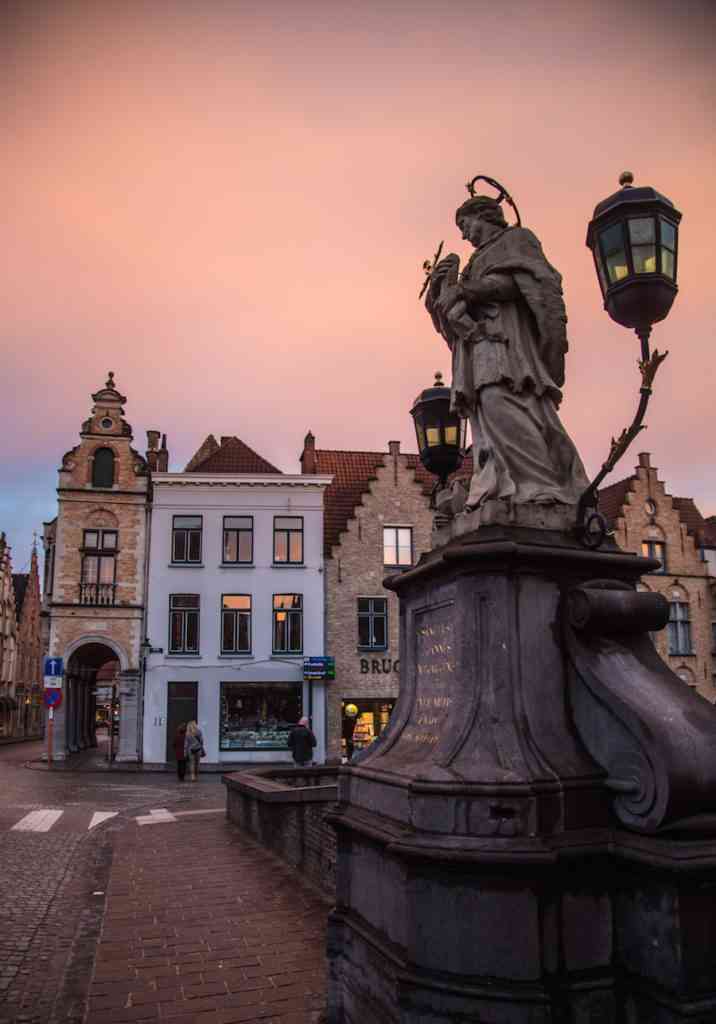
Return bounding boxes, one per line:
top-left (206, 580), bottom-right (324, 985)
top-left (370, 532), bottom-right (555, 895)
top-left (12, 544), bottom-right (43, 736)
top-left (300, 431), bottom-right (470, 761)
top-left (43, 373), bottom-right (165, 761)
top-left (599, 452), bottom-right (715, 700)
top-left (0, 533), bottom-right (18, 736)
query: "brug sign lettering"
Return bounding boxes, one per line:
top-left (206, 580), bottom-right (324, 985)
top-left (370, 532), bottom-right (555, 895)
top-left (360, 658), bottom-right (399, 675)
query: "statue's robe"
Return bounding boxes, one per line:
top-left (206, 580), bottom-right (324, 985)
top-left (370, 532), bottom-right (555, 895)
top-left (431, 226), bottom-right (589, 512)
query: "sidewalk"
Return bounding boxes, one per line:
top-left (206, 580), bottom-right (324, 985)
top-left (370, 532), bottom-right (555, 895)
top-left (85, 812), bottom-right (328, 1024)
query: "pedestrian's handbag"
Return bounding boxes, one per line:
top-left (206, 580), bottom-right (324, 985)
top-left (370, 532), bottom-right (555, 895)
top-left (199, 747), bottom-right (206, 758)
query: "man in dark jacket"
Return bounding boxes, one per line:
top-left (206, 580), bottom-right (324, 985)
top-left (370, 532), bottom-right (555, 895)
top-left (288, 717), bottom-right (316, 766)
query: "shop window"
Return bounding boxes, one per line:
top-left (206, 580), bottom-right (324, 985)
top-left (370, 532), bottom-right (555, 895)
top-left (223, 516), bottom-right (253, 564)
top-left (342, 699), bottom-right (395, 760)
top-left (92, 447), bottom-right (115, 488)
top-left (80, 529), bottom-right (117, 604)
top-left (169, 594), bottom-right (200, 654)
top-left (221, 595), bottom-right (252, 654)
top-left (220, 681), bottom-right (301, 751)
top-left (667, 602), bottom-right (692, 656)
top-left (383, 526), bottom-right (413, 567)
top-left (273, 517), bottom-right (304, 564)
top-left (172, 516), bottom-right (202, 564)
top-left (358, 598), bottom-right (388, 650)
top-left (641, 540), bottom-right (666, 573)
top-left (273, 594), bottom-right (303, 653)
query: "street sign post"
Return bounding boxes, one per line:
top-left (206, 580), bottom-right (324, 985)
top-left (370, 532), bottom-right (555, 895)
top-left (43, 687), bottom-right (62, 768)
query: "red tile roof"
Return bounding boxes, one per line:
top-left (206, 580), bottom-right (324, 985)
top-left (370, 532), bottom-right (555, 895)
top-left (312, 450), bottom-right (386, 556)
top-left (672, 497), bottom-right (707, 543)
top-left (597, 475), bottom-right (634, 527)
top-left (186, 435), bottom-right (280, 475)
top-left (311, 448), bottom-right (474, 557)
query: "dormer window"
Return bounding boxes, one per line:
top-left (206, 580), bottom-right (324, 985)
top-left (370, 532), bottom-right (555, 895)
top-left (92, 447), bottom-right (115, 488)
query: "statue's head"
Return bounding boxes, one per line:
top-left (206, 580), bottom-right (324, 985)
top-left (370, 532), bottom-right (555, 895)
top-left (455, 196), bottom-right (508, 247)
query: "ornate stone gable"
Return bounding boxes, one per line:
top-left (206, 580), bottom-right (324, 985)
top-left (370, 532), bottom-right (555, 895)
top-left (599, 452), bottom-right (714, 699)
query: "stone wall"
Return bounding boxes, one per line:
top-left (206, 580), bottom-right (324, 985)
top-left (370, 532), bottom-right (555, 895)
top-left (224, 767), bottom-right (337, 898)
top-left (324, 448), bottom-right (434, 760)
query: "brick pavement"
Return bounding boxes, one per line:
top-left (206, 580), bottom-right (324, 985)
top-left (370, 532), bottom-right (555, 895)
top-left (86, 814), bottom-right (329, 1024)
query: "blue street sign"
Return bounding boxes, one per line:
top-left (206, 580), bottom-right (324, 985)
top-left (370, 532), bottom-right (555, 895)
top-left (43, 657), bottom-right (64, 679)
top-left (303, 656), bottom-right (335, 681)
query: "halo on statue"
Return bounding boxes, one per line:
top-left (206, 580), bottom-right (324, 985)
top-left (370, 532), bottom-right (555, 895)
top-left (465, 174), bottom-right (522, 228)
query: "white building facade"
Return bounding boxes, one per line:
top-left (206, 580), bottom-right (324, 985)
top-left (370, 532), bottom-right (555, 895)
top-left (142, 471), bottom-right (332, 767)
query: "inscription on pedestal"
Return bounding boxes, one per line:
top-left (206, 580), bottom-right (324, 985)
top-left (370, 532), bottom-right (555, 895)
top-left (400, 603), bottom-right (455, 754)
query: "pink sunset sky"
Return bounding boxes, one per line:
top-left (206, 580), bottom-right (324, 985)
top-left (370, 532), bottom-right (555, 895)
top-left (2, 0), bottom-right (714, 569)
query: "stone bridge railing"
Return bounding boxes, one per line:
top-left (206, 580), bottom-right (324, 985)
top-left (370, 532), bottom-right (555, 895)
top-left (223, 766), bottom-right (338, 898)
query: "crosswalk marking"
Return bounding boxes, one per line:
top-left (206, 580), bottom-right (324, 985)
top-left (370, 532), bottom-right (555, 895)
top-left (88, 811), bottom-right (118, 830)
top-left (137, 808), bottom-right (177, 826)
top-left (12, 809), bottom-right (64, 832)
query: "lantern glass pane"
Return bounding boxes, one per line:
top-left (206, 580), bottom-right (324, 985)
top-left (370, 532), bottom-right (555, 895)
top-left (444, 425), bottom-right (458, 445)
top-left (596, 252), bottom-right (608, 295)
top-left (632, 245), bottom-right (657, 274)
top-left (426, 427), bottom-right (440, 447)
top-left (416, 423), bottom-right (426, 450)
top-left (660, 219), bottom-right (676, 250)
top-left (600, 223), bottom-right (628, 283)
top-left (661, 248), bottom-right (675, 279)
top-left (606, 251), bottom-right (628, 283)
top-left (628, 218), bottom-right (655, 245)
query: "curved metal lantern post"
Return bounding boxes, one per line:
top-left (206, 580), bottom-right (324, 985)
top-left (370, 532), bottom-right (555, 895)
top-left (578, 172), bottom-right (682, 547)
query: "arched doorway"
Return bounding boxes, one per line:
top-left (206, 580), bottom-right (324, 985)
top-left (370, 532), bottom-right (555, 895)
top-left (65, 643), bottom-right (120, 753)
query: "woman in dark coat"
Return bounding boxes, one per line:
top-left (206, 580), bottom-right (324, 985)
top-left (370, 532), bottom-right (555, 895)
top-left (174, 723), bottom-right (188, 781)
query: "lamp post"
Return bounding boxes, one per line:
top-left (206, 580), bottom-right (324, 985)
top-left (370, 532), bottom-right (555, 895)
top-left (410, 371), bottom-right (467, 503)
top-left (578, 172), bottom-right (682, 546)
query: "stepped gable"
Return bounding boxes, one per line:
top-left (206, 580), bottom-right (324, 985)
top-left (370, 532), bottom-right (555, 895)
top-left (12, 574), bottom-right (28, 618)
top-left (185, 435), bottom-right (280, 474)
top-left (312, 450), bottom-right (386, 557)
top-left (597, 475), bottom-right (634, 527)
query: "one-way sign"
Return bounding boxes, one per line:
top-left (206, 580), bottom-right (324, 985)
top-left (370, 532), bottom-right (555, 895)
top-left (43, 656), bottom-right (64, 688)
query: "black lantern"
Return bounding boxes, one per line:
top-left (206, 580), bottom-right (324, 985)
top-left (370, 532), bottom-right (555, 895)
top-left (586, 171), bottom-right (681, 338)
top-left (411, 372), bottom-right (467, 490)
top-left (577, 173), bottom-right (682, 548)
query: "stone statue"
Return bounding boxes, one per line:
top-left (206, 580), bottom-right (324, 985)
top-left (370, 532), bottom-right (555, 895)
top-left (425, 188), bottom-right (589, 527)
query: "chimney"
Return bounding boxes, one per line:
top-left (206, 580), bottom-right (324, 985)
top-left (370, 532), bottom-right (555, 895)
top-left (638, 452), bottom-right (651, 469)
top-left (145, 430), bottom-right (161, 471)
top-left (389, 440), bottom-right (400, 484)
top-left (301, 431), bottom-right (317, 475)
top-left (156, 434), bottom-right (169, 472)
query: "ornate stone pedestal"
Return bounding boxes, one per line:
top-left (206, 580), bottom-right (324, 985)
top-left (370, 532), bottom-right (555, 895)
top-left (326, 526), bottom-right (716, 1023)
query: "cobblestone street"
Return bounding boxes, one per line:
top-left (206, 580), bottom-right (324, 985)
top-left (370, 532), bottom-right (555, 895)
top-left (0, 742), bottom-right (328, 1024)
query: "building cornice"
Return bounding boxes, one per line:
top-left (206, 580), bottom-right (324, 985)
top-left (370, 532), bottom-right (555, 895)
top-left (153, 473), bottom-right (333, 488)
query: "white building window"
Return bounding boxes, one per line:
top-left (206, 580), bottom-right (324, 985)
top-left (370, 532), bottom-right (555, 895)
top-left (169, 594), bottom-right (200, 653)
top-left (667, 602), bottom-right (692, 656)
top-left (221, 595), bottom-right (252, 654)
top-left (384, 526), bottom-right (413, 567)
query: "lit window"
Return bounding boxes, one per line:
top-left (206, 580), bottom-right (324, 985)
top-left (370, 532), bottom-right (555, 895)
top-left (169, 594), bottom-right (200, 654)
top-left (172, 516), bottom-right (202, 564)
top-left (221, 595), bottom-right (252, 654)
top-left (273, 594), bottom-right (303, 653)
top-left (384, 527), bottom-right (413, 567)
top-left (358, 598), bottom-right (388, 650)
top-left (641, 540), bottom-right (666, 574)
top-left (223, 517), bottom-right (253, 564)
top-left (667, 602), bottom-right (692, 657)
top-left (273, 517), bottom-right (304, 564)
